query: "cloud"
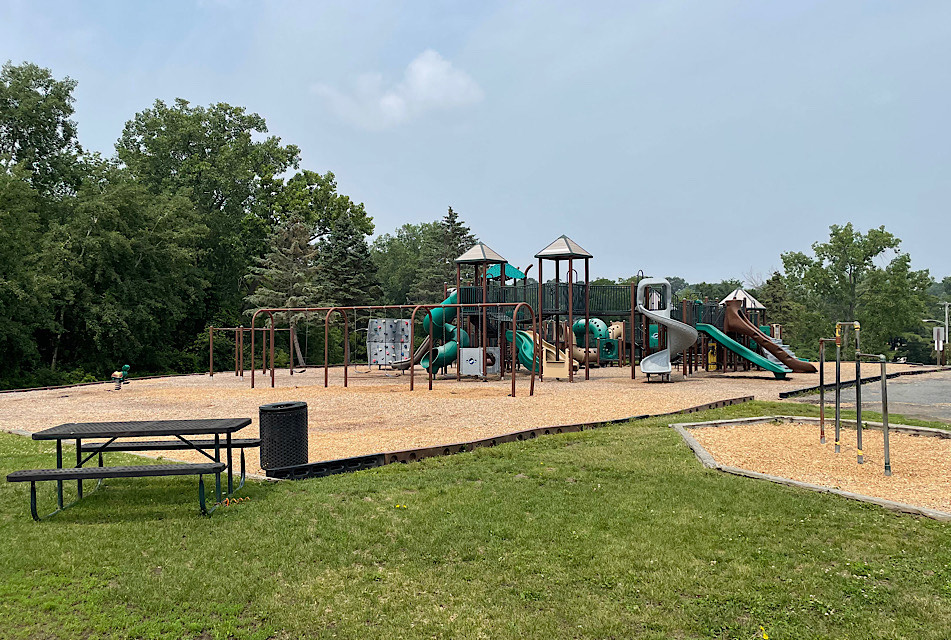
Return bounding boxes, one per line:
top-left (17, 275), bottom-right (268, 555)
top-left (313, 49), bottom-right (483, 129)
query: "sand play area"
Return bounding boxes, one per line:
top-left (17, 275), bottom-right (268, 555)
top-left (0, 362), bottom-right (937, 475)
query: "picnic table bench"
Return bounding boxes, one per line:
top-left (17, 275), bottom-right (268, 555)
top-left (6, 419), bottom-right (256, 520)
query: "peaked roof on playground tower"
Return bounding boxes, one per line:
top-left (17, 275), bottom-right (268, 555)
top-left (719, 288), bottom-right (766, 310)
top-left (534, 235), bottom-right (593, 259)
top-left (455, 242), bottom-right (507, 264)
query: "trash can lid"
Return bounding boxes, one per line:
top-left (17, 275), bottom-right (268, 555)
top-left (259, 401), bottom-right (308, 413)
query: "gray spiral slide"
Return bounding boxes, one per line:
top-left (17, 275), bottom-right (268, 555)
top-left (636, 278), bottom-right (699, 381)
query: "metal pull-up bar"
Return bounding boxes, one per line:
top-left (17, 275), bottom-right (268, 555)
top-left (856, 351), bottom-right (891, 476)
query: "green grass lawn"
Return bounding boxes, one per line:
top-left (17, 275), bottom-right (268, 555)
top-left (1, 400), bottom-right (949, 639)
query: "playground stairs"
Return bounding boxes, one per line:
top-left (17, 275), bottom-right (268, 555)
top-left (763, 337), bottom-right (805, 364)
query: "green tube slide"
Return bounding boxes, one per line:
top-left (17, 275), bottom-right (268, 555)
top-left (504, 330), bottom-right (542, 373)
top-left (572, 318), bottom-right (617, 359)
top-left (419, 291), bottom-right (470, 372)
top-left (572, 318), bottom-right (609, 344)
top-left (696, 323), bottom-right (791, 380)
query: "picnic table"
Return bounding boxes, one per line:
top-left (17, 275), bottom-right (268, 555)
top-left (6, 419), bottom-right (259, 520)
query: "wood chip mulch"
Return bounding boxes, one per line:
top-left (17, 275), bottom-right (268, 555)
top-left (691, 421), bottom-right (951, 512)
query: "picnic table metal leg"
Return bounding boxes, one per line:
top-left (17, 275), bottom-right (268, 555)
top-left (55, 440), bottom-right (63, 509)
top-left (76, 438), bottom-right (83, 499)
top-left (238, 449), bottom-right (247, 491)
top-left (226, 432), bottom-right (234, 495)
top-left (30, 482), bottom-right (39, 521)
top-left (214, 434), bottom-right (222, 501)
top-left (199, 475), bottom-right (209, 515)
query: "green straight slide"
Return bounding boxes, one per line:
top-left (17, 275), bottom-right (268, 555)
top-left (696, 323), bottom-right (791, 379)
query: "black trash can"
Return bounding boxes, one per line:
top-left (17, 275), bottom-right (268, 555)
top-left (259, 401), bottom-right (308, 470)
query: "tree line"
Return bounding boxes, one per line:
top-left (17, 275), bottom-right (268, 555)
top-left (0, 61), bottom-right (475, 389)
top-left (1, 61), bottom-right (947, 389)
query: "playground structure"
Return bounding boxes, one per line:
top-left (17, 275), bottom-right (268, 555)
top-left (208, 235), bottom-right (822, 393)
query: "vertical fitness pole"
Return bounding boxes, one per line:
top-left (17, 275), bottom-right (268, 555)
top-left (209, 327), bottom-right (214, 377)
top-left (819, 338), bottom-right (824, 442)
top-left (818, 338), bottom-right (835, 443)
top-left (854, 324), bottom-right (863, 464)
top-left (835, 326), bottom-right (842, 453)
top-left (881, 358), bottom-right (891, 476)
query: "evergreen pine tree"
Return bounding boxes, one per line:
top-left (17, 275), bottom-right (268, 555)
top-left (406, 207), bottom-right (479, 303)
top-left (244, 218), bottom-right (321, 362)
top-left (317, 212), bottom-right (380, 307)
top-left (442, 206), bottom-right (477, 265)
top-left (406, 227), bottom-right (450, 304)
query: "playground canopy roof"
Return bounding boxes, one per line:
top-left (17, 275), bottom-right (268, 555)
top-left (455, 242), bottom-right (507, 264)
top-left (534, 235), bottom-right (593, 259)
top-left (485, 263), bottom-right (526, 280)
top-left (719, 288), bottom-right (766, 310)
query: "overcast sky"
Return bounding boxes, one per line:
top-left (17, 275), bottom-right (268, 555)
top-left (3, 1), bottom-right (949, 283)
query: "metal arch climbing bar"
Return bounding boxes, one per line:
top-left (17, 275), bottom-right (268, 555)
top-left (509, 301), bottom-right (538, 397)
top-left (248, 301), bottom-right (538, 396)
top-left (248, 311), bottom-right (277, 389)
top-left (323, 308), bottom-right (350, 388)
top-left (407, 305), bottom-right (437, 392)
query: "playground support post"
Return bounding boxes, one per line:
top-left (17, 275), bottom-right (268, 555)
top-left (584, 257), bottom-right (590, 381)
top-left (818, 338), bottom-right (836, 443)
top-left (567, 257), bottom-right (573, 383)
top-left (456, 264), bottom-right (462, 382)
top-left (537, 257), bottom-right (544, 382)
top-left (630, 282), bottom-right (636, 379)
